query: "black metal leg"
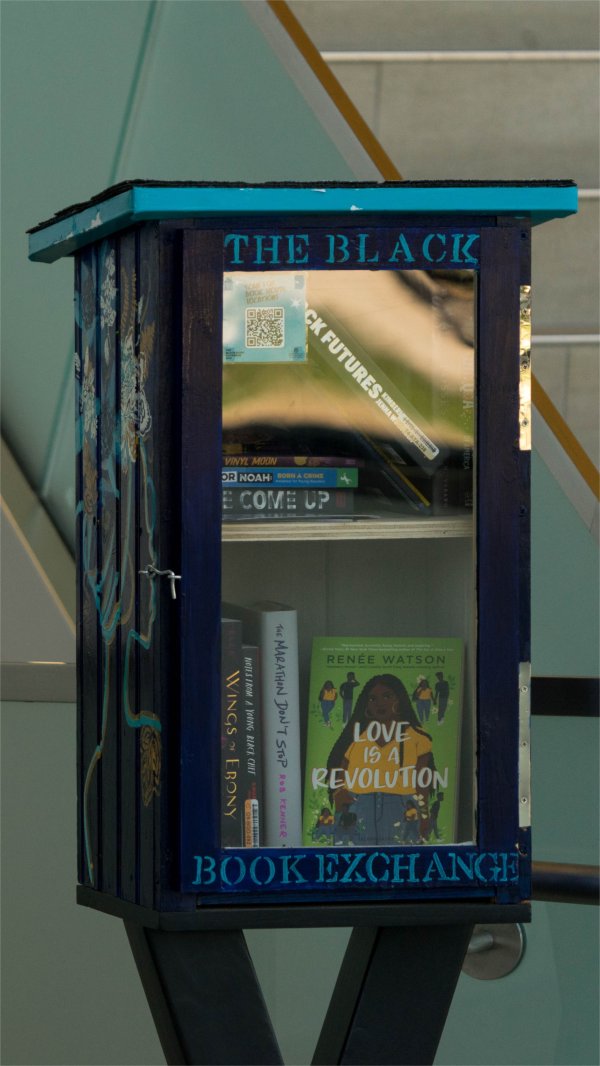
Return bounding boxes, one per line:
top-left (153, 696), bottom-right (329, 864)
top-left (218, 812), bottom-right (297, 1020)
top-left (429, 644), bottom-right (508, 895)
top-left (126, 921), bottom-right (472, 1066)
top-left (125, 923), bottom-right (283, 1066)
top-left (313, 924), bottom-right (474, 1066)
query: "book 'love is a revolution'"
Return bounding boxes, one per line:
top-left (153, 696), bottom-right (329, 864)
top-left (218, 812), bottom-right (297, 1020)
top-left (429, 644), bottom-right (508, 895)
top-left (303, 636), bottom-right (464, 848)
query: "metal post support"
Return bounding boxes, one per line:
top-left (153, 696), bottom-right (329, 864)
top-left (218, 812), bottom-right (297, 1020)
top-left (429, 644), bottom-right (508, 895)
top-left (313, 923), bottom-right (474, 1066)
top-left (125, 923), bottom-right (283, 1066)
top-left (126, 921), bottom-right (472, 1066)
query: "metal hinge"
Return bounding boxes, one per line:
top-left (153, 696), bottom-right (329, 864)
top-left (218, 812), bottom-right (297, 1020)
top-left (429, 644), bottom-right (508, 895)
top-left (519, 662), bottom-right (532, 828)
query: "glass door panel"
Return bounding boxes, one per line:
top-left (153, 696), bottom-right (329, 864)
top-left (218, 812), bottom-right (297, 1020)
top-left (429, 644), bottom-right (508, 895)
top-left (222, 269), bottom-right (474, 524)
top-left (220, 268), bottom-right (476, 852)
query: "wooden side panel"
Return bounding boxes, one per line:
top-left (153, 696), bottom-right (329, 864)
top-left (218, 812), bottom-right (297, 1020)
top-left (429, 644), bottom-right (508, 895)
top-left (118, 230), bottom-right (140, 902)
top-left (137, 224), bottom-right (161, 910)
top-left (76, 223), bottom-right (173, 907)
top-left (78, 245), bottom-right (101, 889)
top-left (477, 224), bottom-right (523, 878)
top-left (97, 239), bottom-right (120, 896)
top-left (154, 225), bottom-right (180, 908)
top-left (179, 229), bottom-right (224, 872)
top-left (74, 256), bottom-right (85, 887)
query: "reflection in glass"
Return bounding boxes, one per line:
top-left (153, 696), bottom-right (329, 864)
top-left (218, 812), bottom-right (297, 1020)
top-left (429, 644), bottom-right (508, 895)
top-left (222, 270), bottom-right (474, 522)
top-left (519, 285), bottom-right (532, 452)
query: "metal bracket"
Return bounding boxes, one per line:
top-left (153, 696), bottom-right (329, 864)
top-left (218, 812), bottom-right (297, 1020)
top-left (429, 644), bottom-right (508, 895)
top-left (139, 564), bottom-right (181, 600)
top-left (519, 662), bottom-right (532, 828)
top-left (463, 923), bottom-right (526, 980)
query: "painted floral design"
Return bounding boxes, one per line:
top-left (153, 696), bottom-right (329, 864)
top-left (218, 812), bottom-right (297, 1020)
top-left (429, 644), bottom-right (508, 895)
top-left (81, 266), bottom-right (96, 331)
top-left (79, 244), bottom-right (161, 887)
top-left (140, 726), bottom-right (162, 807)
top-left (100, 250), bottom-right (117, 333)
top-left (120, 328), bottom-right (153, 470)
top-left (82, 346), bottom-right (97, 441)
top-left (82, 438), bottom-right (97, 516)
top-left (118, 264), bottom-right (153, 470)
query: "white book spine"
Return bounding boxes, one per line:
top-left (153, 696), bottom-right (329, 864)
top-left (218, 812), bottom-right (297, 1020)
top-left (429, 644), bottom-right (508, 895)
top-left (258, 609), bottom-right (302, 847)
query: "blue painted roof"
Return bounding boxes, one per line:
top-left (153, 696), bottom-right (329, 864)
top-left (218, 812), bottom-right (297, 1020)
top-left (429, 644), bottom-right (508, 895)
top-left (28, 180), bottom-right (578, 263)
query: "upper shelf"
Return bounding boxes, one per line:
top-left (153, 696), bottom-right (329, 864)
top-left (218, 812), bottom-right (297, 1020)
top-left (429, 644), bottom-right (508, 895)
top-left (222, 515), bottom-right (473, 542)
top-left (28, 180), bottom-right (578, 263)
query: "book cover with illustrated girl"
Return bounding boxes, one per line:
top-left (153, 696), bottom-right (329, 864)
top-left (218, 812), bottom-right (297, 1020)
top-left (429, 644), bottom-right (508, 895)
top-left (302, 637), bottom-right (464, 848)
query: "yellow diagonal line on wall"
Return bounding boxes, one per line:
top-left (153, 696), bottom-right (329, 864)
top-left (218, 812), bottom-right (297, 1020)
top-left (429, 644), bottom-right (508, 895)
top-left (268, 0), bottom-right (599, 497)
top-left (533, 377), bottom-right (599, 500)
top-left (267, 0), bottom-right (402, 180)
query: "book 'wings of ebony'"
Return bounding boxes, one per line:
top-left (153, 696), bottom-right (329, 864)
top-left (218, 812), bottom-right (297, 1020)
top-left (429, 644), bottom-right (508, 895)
top-left (303, 637), bottom-right (464, 847)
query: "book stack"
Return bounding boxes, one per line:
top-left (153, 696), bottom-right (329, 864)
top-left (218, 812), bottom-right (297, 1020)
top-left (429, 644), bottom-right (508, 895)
top-left (222, 456), bottom-right (358, 522)
top-left (221, 602), bottom-right (302, 848)
top-left (220, 604), bottom-right (465, 852)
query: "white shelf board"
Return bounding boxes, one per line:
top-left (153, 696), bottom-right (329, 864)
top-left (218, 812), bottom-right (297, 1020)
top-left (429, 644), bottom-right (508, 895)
top-left (222, 515), bottom-right (473, 542)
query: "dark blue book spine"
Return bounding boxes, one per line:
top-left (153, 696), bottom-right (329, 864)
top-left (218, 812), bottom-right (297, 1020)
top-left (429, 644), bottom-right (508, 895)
top-left (221, 618), bottom-right (244, 846)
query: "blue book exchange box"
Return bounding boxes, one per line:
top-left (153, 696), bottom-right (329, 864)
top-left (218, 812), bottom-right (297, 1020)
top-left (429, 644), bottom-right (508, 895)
top-left (29, 180), bottom-right (577, 926)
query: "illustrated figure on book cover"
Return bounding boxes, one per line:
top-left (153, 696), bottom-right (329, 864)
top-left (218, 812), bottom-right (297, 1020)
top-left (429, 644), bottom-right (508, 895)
top-left (434, 671), bottom-right (450, 723)
top-left (411, 675), bottom-right (434, 724)
top-left (318, 680), bottom-right (337, 726)
top-left (325, 674), bottom-right (438, 846)
top-left (340, 671), bottom-right (360, 724)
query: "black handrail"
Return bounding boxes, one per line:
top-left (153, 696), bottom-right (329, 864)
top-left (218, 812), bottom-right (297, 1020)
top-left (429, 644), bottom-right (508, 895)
top-left (531, 677), bottom-right (599, 717)
top-left (532, 861), bottom-right (599, 905)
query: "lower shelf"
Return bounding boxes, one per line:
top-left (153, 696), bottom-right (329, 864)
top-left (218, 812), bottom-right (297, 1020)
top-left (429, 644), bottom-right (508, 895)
top-left (222, 515), bottom-right (473, 542)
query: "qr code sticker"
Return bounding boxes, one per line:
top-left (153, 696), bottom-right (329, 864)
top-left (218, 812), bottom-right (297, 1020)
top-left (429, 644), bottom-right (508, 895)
top-left (245, 306), bottom-right (285, 349)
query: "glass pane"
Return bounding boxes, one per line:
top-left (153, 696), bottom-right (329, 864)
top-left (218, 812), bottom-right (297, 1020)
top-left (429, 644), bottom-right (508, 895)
top-left (222, 269), bottom-right (474, 522)
top-left (220, 269), bottom-right (476, 852)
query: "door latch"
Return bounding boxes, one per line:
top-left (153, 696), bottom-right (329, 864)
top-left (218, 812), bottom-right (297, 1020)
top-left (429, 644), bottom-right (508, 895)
top-left (139, 564), bottom-right (181, 600)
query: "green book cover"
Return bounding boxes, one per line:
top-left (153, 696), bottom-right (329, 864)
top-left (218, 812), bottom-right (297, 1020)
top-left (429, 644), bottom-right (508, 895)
top-left (303, 637), bottom-right (464, 848)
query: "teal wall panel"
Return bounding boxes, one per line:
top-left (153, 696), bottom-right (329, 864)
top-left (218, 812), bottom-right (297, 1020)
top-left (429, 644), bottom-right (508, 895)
top-left (118, 1), bottom-right (358, 182)
top-left (532, 716), bottom-right (599, 866)
top-left (531, 451), bottom-right (599, 677)
top-left (436, 900), bottom-right (599, 1066)
top-left (436, 714), bottom-right (599, 1066)
top-left (2, 0), bottom-right (358, 543)
top-left (1, 0), bottom-right (153, 491)
top-left (0, 702), bottom-right (164, 1066)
